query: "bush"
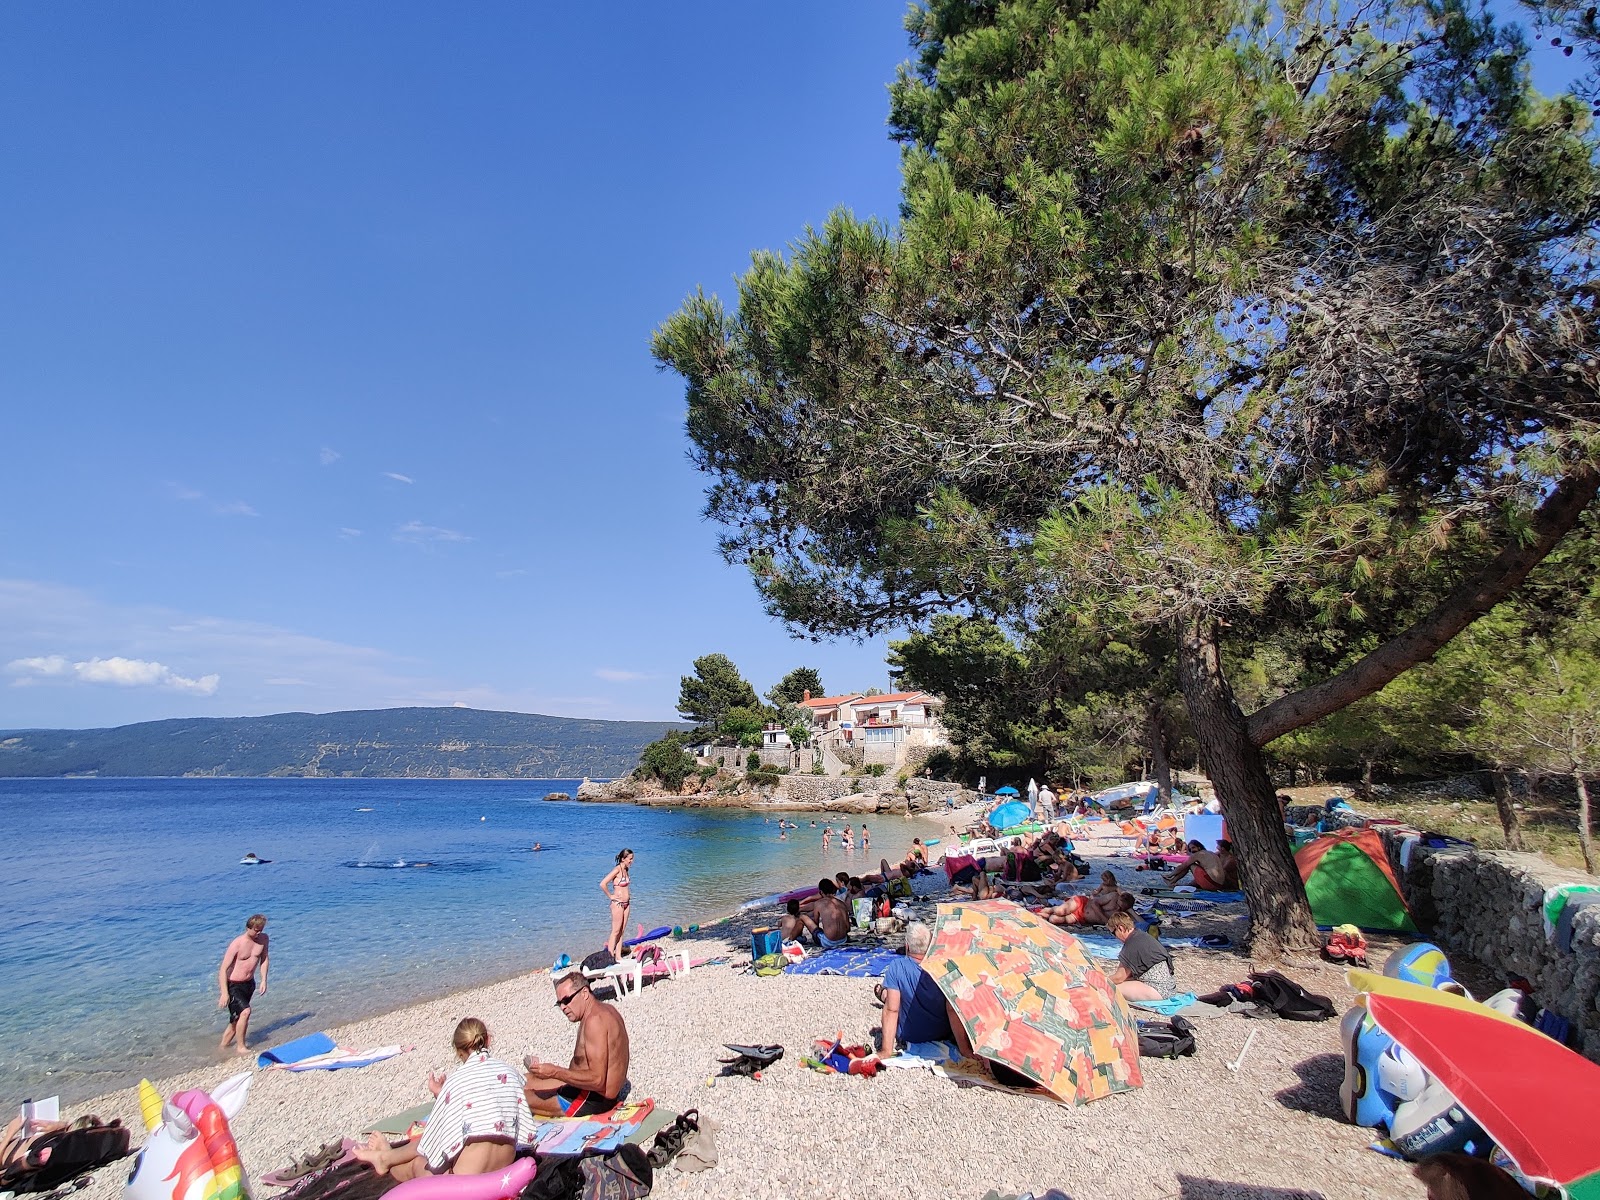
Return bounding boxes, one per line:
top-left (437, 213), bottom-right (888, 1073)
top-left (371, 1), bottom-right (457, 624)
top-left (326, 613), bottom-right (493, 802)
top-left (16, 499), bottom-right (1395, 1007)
top-left (697, 764), bottom-right (717, 778)
top-left (637, 734), bottom-right (696, 791)
top-left (747, 768), bottom-right (781, 786)
top-left (812, 765), bottom-right (826, 775)
top-left (746, 752), bottom-right (762, 771)
top-left (864, 763), bottom-right (888, 777)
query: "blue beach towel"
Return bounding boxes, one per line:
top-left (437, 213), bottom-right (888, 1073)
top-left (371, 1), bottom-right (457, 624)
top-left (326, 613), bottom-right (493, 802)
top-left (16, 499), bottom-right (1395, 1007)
top-left (1129, 992), bottom-right (1200, 1016)
top-left (786, 945), bottom-right (904, 977)
top-left (257, 1032), bottom-right (337, 1068)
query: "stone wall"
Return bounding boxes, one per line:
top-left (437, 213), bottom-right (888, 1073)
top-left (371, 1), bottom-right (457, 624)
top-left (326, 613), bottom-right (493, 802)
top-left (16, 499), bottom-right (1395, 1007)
top-left (1375, 829), bottom-right (1600, 1061)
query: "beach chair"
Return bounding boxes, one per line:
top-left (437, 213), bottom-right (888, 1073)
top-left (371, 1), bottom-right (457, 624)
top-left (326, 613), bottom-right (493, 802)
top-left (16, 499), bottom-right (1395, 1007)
top-left (584, 957), bottom-right (644, 1000)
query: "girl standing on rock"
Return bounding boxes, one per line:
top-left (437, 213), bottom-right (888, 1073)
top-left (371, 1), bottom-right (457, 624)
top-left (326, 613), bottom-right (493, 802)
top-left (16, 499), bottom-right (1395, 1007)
top-left (600, 848), bottom-right (634, 958)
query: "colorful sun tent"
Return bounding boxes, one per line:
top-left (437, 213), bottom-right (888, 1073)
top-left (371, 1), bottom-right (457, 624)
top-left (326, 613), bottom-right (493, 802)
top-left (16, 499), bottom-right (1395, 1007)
top-left (926, 900), bottom-right (1141, 1104)
top-left (1295, 829), bottom-right (1417, 932)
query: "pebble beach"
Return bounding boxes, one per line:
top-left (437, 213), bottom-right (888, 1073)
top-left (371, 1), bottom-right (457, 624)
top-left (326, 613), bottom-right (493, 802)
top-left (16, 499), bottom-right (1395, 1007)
top-left (53, 808), bottom-right (1432, 1200)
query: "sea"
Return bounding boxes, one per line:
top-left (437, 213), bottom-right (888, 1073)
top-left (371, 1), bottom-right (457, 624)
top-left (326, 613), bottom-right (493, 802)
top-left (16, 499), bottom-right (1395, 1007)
top-left (0, 777), bottom-right (942, 1107)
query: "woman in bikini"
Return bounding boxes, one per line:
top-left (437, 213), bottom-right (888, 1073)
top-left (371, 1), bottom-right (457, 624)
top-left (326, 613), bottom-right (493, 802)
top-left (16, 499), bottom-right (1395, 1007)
top-left (600, 848), bottom-right (634, 959)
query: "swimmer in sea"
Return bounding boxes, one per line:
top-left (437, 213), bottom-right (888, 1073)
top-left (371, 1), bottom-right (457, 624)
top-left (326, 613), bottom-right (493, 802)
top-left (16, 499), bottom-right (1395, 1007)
top-left (532, 842), bottom-right (543, 851)
top-left (779, 830), bottom-right (788, 841)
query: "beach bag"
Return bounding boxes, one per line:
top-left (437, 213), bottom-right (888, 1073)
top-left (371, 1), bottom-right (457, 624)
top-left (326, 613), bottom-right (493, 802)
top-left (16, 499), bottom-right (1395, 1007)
top-left (752, 953), bottom-right (785, 977)
top-left (1247, 970), bottom-right (1337, 1021)
top-left (1136, 1016), bottom-right (1197, 1059)
top-left (0, 1121), bottom-right (130, 1194)
top-left (576, 1145), bottom-right (652, 1200)
top-left (581, 948), bottom-right (616, 973)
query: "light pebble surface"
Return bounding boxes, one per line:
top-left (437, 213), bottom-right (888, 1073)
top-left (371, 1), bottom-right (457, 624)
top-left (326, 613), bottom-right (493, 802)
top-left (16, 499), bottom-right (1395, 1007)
top-left (62, 819), bottom-right (1426, 1200)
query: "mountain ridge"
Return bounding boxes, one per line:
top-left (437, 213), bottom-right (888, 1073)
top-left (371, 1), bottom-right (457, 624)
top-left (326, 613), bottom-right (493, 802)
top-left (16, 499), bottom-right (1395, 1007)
top-left (0, 706), bottom-right (686, 779)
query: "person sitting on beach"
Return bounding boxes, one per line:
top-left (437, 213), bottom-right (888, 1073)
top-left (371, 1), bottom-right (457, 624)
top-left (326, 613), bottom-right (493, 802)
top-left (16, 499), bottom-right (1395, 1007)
top-left (524, 972), bottom-right (632, 1118)
top-left (1089, 870), bottom-right (1121, 908)
top-left (1105, 912), bottom-right (1177, 1002)
top-left (1215, 839), bottom-right (1239, 887)
top-left (878, 923), bottom-right (973, 1054)
top-left (781, 898), bottom-right (818, 945)
top-left (355, 1018), bottom-right (533, 1180)
top-left (907, 838), bottom-right (927, 866)
top-left (1040, 890), bottom-right (1136, 927)
top-left (813, 878), bottom-right (851, 947)
top-left (1164, 841), bottom-right (1231, 891)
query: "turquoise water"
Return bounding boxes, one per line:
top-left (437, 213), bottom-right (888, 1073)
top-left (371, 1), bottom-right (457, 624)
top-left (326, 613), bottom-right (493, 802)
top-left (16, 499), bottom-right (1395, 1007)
top-left (0, 777), bottom-right (934, 1106)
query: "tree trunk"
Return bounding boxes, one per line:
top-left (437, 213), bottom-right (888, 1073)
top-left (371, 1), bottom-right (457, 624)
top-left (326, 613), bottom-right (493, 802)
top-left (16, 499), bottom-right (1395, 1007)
top-left (1489, 769), bottom-right (1525, 852)
top-left (1575, 770), bottom-right (1596, 875)
top-left (1359, 757), bottom-right (1374, 803)
top-left (1146, 700), bottom-right (1174, 805)
top-left (1175, 617), bottom-right (1321, 958)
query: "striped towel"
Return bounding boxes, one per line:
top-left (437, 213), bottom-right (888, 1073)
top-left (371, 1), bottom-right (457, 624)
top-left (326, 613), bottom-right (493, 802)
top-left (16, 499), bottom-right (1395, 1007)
top-left (416, 1053), bottom-right (536, 1169)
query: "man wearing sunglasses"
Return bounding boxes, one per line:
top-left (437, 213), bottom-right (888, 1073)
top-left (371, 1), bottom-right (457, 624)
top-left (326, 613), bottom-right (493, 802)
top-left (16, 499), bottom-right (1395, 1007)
top-left (522, 971), bottom-right (631, 1118)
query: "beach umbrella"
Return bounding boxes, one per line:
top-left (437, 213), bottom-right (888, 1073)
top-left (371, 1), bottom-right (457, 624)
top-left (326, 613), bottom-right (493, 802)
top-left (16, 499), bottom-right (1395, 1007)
top-left (987, 800), bottom-right (1031, 831)
top-left (1353, 974), bottom-right (1600, 1198)
top-left (995, 786), bottom-right (1020, 796)
top-left (926, 899), bottom-right (1142, 1104)
top-left (1027, 778), bottom-right (1039, 804)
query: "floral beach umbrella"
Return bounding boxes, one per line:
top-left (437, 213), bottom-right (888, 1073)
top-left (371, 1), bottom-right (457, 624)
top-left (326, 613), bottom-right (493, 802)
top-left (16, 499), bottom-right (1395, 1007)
top-left (927, 899), bottom-right (1142, 1103)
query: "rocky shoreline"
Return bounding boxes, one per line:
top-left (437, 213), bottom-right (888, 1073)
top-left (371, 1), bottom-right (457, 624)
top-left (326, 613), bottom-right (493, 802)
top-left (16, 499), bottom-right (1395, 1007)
top-left (576, 771), bottom-right (976, 815)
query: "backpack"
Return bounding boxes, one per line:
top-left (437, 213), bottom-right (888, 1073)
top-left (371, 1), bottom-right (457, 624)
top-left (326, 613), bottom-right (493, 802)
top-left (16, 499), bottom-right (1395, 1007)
top-left (577, 1145), bottom-right (653, 1200)
top-left (0, 1122), bottom-right (131, 1194)
top-left (1136, 1016), bottom-right (1197, 1059)
top-left (1247, 970), bottom-right (1337, 1021)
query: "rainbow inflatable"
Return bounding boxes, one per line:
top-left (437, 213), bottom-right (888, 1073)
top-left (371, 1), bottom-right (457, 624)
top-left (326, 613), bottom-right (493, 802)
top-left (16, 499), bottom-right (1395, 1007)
top-left (125, 1073), bottom-right (251, 1200)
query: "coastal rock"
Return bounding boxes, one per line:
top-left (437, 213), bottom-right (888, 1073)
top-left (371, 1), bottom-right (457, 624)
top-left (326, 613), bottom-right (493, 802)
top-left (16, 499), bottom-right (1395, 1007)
top-left (540, 791), bottom-right (571, 802)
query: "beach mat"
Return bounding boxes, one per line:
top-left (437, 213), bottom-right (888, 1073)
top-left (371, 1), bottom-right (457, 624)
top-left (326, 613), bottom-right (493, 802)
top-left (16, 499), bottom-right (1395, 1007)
top-left (786, 945), bottom-right (903, 977)
top-left (283, 1045), bottom-right (406, 1072)
top-left (363, 1102), bottom-right (432, 1136)
top-left (1140, 890), bottom-right (1245, 903)
top-left (258, 1032), bottom-right (337, 1068)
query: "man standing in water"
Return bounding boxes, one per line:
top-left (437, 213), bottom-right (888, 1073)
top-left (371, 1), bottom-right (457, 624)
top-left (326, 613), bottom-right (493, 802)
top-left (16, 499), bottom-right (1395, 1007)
top-left (217, 914), bottom-right (269, 1055)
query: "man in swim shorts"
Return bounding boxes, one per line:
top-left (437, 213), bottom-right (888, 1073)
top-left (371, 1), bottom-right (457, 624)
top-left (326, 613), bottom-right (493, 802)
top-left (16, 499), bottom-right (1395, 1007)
top-left (813, 878), bottom-right (851, 948)
top-left (217, 913), bottom-right (269, 1055)
top-left (1165, 841), bottom-right (1232, 891)
top-left (524, 972), bottom-right (631, 1118)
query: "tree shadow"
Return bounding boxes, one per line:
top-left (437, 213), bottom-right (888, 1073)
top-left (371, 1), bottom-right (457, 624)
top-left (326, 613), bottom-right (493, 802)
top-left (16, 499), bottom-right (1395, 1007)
top-left (1272, 1051), bottom-right (1345, 1119)
top-left (1176, 1176), bottom-right (1327, 1200)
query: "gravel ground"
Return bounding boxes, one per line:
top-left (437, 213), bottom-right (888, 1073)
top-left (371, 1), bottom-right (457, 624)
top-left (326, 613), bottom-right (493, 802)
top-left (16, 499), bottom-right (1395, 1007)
top-left (59, 830), bottom-right (1429, 1200)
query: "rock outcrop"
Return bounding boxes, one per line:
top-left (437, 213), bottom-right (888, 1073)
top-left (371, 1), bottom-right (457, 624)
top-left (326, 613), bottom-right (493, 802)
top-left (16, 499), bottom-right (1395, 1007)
top-left (575, 771), bottom-right (977, 814)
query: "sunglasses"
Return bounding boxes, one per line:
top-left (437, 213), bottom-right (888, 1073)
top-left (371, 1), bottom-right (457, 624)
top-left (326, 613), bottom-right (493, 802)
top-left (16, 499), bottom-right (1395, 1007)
top-left (555, 987), bottom-right (585, 1009)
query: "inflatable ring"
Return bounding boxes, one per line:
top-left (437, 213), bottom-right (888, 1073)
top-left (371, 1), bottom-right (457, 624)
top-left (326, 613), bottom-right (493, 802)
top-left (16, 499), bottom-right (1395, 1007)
top-left (125, 1073), bottom-right (250, 1200)
top-left (388, 1156), bottom-right (536, 1200)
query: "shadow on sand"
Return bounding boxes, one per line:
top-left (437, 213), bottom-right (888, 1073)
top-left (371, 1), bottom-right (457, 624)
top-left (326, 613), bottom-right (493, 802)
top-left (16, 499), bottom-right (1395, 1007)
top-left (1271, 1051), bottom-right (1346, 1119)
top-left (1176, 1177), bottom-right (1328, 1200)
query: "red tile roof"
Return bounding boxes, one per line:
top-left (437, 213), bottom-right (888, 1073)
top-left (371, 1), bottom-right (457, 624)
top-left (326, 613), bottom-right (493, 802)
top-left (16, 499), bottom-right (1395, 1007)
top-left (799, 694), bottom-right (863, 708)
top-left (853, 691), bottom-right (934, 705)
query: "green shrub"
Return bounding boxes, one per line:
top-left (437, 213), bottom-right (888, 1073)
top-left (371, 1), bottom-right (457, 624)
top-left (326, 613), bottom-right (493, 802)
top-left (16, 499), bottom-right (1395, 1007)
top-left (811, 765), bottom-right (826, 775)
top-left (746, 752), bottom-right (762, 771)
top-left (747, 768), bottom-right (781, 786)
top-left (697, 764), bottom-right (717, 778)
top-left (864, 763), bottom-right (888, 777)
top-left (637, 733), bottom-right (696, 791)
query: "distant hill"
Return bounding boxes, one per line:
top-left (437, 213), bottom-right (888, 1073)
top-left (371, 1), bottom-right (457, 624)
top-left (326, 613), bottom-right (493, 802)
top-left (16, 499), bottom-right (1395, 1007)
top-left (0, 707), bottom-right (689, 779)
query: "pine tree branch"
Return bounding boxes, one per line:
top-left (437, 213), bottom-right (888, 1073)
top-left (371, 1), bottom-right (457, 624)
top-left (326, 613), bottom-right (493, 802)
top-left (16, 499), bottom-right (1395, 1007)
top-left (1247, 464), bottom-right (1600, 746)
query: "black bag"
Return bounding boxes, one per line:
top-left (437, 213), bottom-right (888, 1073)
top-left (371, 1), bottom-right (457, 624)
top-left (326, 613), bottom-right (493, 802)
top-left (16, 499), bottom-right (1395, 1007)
top-left (1136, 1016), bottom-right (1197, 1058)
top-left (1247, 970), bottom-right (1337, 1021)
top-left (581, 948), bottom-right (617, 972)
top-left (0, 1122), bottom-right (131, 1194)
top-left (577, 1145), bottom-right (652, 1199)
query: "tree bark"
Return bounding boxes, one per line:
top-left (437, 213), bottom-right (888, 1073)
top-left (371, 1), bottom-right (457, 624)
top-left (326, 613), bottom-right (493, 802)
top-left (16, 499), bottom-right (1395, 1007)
top-left (1575, 770), bottom-right (1596, 875)
top-left (1147, 700), bottom-right (1174, 806)
top-left (1249, 467), bottom-right (1600, 747)
top-left (1359, 757), bottom-right (1374, 803)
top-left (1489, 769), bottom-right (1525, 852)
top-left (1175, 617), bottom-right (1321, 957)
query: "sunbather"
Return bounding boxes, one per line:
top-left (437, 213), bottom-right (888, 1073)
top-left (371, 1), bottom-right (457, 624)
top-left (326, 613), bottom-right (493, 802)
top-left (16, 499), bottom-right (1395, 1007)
top-left (1164, 841), bottom-right (1235, 891)
top-left (354, 1018), bottom-right (531, 1180)
top-left (813, 879), bottom-right (852, 947)
top-left (1105, 912), bottom-right (1177, 1001)
top-left (1039, 890), bottom-right (1135, 927)
top-left (524, 972), bottom-right (632, 1118)
top-left (1088, 870), bottom-right (1121, 908)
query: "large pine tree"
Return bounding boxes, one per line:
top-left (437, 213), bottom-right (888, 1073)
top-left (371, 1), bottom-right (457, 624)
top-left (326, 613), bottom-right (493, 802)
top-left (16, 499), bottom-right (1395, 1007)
top-left (654, 0), bottom-right (1600, 953)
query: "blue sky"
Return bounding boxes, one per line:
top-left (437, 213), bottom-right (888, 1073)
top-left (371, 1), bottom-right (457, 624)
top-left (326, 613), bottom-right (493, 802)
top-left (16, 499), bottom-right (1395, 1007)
top-left (0, 4), bottom-right (1584, 731)
top-left (0, 3), bottom-right (916, 728)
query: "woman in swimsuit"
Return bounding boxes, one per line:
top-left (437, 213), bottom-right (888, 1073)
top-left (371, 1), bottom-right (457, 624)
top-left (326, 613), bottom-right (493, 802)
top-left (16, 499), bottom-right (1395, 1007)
top-left (601, 848), bottom-right (634, 959)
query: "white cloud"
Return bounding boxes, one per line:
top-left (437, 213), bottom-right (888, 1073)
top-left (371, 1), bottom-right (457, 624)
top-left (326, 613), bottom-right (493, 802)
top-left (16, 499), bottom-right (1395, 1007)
top-left (167, 482), bottom-right (205, 502)
top-left (166, 482), bottom-right (257, 517)
top-left (595, 668), bottom-right (650, 682)
top-left (214, 501), bottom-right (259, 518)
top-left (383, 472), bottom-right (415, 484)
top-left (394, 520), bottom-right (471, 544)
top-left (494, 568), bottom-right (528, 579)
top-left (320, 447), bottom-right (341, 466)
top-left (8, 654), bottom-right (220, 695)
top-left (339, 527), bottom-right (363, 539)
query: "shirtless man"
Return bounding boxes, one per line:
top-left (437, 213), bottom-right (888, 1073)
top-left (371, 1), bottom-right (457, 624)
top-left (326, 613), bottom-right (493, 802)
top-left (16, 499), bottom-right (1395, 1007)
top-left (1040, 890), bottom-right (1135, 927)
top-left (217, 914), bottom-right (269, 1055)
top-left (812, 878), bottom-right (851, 947)
top-left (523, 972), bottom-right (631, 1117)
top-left (1164, 841), bottom-right (1234, 891)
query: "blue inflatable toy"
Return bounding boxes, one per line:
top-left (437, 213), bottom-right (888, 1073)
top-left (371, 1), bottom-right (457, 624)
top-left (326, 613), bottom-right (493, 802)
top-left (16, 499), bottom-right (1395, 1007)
top-left (1383, 942), bottom-right (1453, 990)
top-left (1339, 1005), bottom-right (1400, 1129)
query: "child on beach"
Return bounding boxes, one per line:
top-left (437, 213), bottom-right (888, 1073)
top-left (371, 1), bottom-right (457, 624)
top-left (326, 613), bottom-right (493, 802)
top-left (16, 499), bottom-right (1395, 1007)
top-left (354, 1018), bottom-right (532, 1179)
top-left (1089, 870), bottom-right (1122, 908)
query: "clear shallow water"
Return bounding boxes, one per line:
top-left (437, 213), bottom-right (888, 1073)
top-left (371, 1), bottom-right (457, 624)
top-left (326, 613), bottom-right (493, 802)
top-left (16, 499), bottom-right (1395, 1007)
top-left (0, 777), bottom-right (935, 1106)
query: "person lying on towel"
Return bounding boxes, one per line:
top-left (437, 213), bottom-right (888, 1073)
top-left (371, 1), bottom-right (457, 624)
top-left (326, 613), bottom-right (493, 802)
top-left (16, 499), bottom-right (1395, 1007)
top-left (354, 1018), bottom-right (533, 1179)
top-left (1163, 841), bottom-right (1237, 891)
top-left (523, 972), bottom-right (632, 1119)
top-left (1039, 890), bottom-right (1135, 927)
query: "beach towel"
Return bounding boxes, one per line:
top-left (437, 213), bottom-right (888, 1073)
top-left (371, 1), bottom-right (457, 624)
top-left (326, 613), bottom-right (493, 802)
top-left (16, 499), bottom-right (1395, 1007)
top-left (1128, 992), bottom-right (1200, 1017)
top-left (530, 1099), bottom-right (655, 1157)
top-left (363, 1102), bottom-right (432, 1137)
top-left (416, 1053), bottom-right (536, 1170)
top-left (278, 1045), bottom-right (408, 1072)
top-left (880, 1041), bottom-right (964, 1069)
top-left (1138, 889), bottom-right (1246, 903)
top-left (786, 945), bottom-right (903, 977)
top-left (257, 1033), bottom-right (338, 1068)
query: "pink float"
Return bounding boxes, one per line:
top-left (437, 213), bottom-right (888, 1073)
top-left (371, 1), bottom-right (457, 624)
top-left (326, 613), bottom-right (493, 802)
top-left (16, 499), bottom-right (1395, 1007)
top-left (387, 1156), bottom-right (536, 1200)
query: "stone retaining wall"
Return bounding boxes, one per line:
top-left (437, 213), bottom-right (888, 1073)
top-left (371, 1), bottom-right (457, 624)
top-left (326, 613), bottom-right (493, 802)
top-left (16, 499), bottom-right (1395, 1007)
top-left (1374, 830), bottom-right (1600, 1060)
